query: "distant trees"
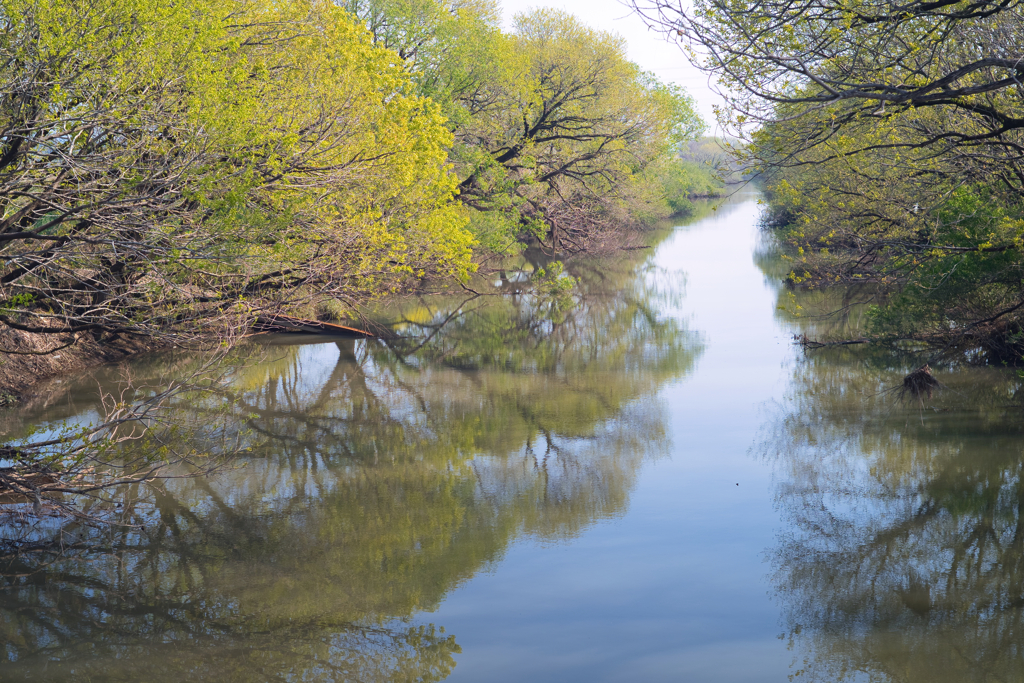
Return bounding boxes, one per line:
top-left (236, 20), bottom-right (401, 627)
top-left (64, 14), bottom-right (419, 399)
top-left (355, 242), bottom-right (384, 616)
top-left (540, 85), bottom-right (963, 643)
top-left (451, 10), bottom-right (704, 252)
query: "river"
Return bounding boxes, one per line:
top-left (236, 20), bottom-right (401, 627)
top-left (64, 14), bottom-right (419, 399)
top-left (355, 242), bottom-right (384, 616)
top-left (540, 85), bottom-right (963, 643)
top-left (2, 190), bottom-right (1022, 682)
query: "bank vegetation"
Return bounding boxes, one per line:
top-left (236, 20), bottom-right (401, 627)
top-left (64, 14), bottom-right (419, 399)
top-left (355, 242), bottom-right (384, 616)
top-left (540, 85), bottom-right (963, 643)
top-left (633, 0), bottom-right (1024, 363)
top-left (0, 0), bottom-right (717, 518)
top-left (0, 0), bottom-right (714, 385)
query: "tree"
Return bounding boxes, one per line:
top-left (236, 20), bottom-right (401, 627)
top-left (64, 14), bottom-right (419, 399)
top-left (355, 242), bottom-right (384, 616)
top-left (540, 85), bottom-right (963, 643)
top-left (630, 0), bottom-right (1024, 162)
top-left (453, 10), bottom-right (704, 252)
top-left (346, 0), bottom-right (706, 254)
top-left (0, 0), bottom-right (474, 346)
top-left (0, 0), bottom-right (482, 520)
top-left (629, 0), bottom-right (1024, 358)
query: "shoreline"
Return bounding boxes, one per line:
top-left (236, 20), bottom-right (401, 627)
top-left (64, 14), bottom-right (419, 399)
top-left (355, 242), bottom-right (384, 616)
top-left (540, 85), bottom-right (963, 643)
top-left (0, 191), bottom-right (731, 404)
top-left (0, 328), bottom-right (164, 402)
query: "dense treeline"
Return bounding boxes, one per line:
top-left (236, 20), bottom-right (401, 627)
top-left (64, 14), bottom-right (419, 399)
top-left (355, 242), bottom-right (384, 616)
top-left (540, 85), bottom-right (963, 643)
top-left (0, 0), bottom-right (707, 349)
top-left (632, 0), bottom-right (1024, 362)
top-left (0, 0), bottom-right (711, 513)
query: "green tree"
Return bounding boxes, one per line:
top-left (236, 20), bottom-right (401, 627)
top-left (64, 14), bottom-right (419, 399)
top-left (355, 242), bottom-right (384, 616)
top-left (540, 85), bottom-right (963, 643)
top-left (630, 0), bottom-right (1024, 163)
top-left (0, 0), bottom-right (474, 344)
top-left (347, 0), bottom-right (706, 254)
top-left (454, 10), bottom-right (704, 252)
top-left (755, 105), bottom-right (1024, 359)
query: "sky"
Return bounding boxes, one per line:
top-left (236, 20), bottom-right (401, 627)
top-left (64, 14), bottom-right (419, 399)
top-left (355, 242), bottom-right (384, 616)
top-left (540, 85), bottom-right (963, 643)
top-left (498, 0), bottom-right (725, 129)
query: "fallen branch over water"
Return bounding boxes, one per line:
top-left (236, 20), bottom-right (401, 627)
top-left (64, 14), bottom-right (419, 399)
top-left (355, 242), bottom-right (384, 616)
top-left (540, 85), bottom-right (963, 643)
top-left (794, 333), bottom-right (870, 348)
top-left (254, 314), bottom-right (376, 338)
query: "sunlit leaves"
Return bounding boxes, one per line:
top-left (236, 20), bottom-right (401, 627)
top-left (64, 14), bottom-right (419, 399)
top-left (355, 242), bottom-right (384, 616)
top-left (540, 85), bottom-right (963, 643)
top-left (0, 0), bottom-right (475, 339)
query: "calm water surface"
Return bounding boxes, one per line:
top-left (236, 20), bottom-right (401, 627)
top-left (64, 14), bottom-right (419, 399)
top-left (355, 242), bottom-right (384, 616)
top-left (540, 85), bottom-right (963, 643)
top-left (3, 191), bottom-right (1023, 682)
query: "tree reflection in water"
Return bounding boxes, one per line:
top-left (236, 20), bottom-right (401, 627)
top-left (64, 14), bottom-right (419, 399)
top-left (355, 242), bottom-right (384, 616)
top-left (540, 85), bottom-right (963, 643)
top-left (0, 250), bottom-right (699, 681)
top-left (764, 347), bottom-right (1024, 683)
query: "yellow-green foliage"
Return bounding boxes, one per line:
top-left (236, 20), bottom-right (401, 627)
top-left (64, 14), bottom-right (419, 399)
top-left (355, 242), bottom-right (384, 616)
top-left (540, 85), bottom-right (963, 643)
top-left (757, 97), bottom-right (1024, 358)
top-left (349, 0), bottom-right (706, 254)
top-left (1, 0), bottom-right (704, 343)
top-left (183, 0), bottom-right (476, 284)
top-left (649, 158), bottom-right (724, 215)
top-left (0, 0), bottom-right (475, 337)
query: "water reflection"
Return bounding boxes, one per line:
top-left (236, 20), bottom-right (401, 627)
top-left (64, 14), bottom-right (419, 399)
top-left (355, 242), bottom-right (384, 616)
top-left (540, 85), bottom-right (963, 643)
top-left (763, 347), bottom-right (1024, 683)
top-left (0, 244), bottom-right (699, 680)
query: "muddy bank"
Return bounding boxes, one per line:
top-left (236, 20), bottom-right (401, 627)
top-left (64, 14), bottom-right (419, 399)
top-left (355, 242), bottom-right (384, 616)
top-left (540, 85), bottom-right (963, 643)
top-left (0, 329), bottom-right (163, 402)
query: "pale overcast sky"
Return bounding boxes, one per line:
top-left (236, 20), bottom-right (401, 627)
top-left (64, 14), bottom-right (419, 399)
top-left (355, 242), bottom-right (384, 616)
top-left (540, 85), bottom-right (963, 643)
top-left (498, 0), bottom-right (724, 129)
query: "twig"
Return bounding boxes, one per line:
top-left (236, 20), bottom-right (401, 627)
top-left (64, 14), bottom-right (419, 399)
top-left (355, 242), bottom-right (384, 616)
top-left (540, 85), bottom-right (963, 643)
top-left (794, 333), bottom-right (870, 348)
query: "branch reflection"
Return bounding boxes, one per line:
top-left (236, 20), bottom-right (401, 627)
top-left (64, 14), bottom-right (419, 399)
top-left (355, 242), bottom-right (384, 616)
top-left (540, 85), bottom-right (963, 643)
top-left (765, 350), bottom-right (1024, 682)
top-left (0, 248), bottom-right (699, 681)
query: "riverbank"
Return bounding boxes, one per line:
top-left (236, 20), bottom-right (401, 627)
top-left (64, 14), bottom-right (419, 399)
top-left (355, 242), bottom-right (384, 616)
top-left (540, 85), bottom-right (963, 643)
top-left (0, 328), bottom-right (162, 402)
top-left (0, 190), bottom-right (727, 401)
